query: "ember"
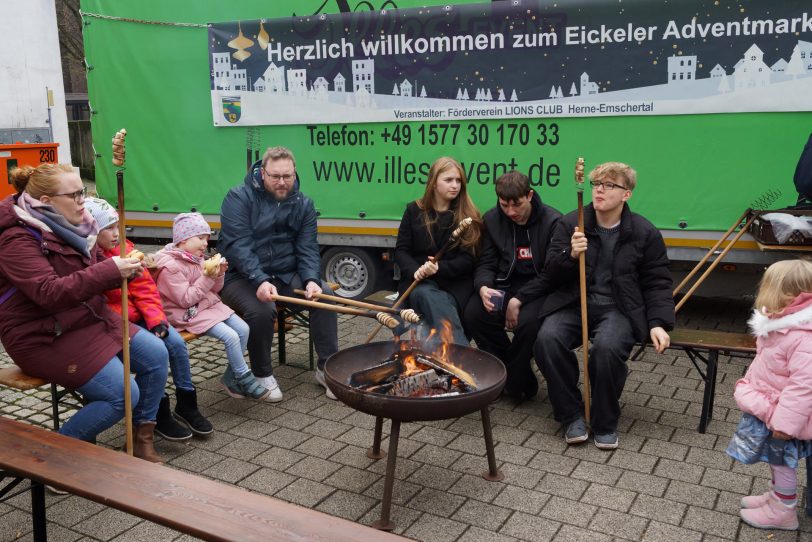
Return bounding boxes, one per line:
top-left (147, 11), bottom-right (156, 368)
top-left (350, 348), bottom-right (474, 397)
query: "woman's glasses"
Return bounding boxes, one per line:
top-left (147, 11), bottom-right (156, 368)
top-left (52, 187), bottom-right (88, 203)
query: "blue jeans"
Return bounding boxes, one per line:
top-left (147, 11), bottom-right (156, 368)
top-left (205, 314), bottom-right (250, 375)
top-left (409, 281), bottom-right (469, 347)
top-left (59, 329), bottom-right (168, 441)
top-left (136, 321), bottom-right (194, 391)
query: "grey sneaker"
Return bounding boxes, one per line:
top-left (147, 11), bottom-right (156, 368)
top-left (257, 375), bottom-right (284, 402)
top-left (564, 418), bottom-right (589, 444)
top-left (221, 367), bottom-right (272, 401)
top-left (315, 368), bottom-right (337, 400)
top-left (594, 432), bottom-right (619, 450)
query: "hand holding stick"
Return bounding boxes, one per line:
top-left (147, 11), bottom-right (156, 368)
top-left (113, 128), bottom-right (134, 455)
top-left (365, 217), bottom-right (474, 343)
top-left (575, 157), bottom-right (591, 425)
top-left (292, 289), bottom-right (420, 323)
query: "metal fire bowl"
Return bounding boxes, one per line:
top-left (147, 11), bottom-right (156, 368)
top-left (324, 341), bottom-right (506, 422)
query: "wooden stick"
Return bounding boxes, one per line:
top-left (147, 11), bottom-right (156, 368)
top-left (576, 166), bottom-right (591, 426)
top-left (113, 128), bottom-right (133, 455)
top-left (270, 294), bottom-right (399, 328)
top-left (673, 208), bottom-right (751, 297)
top-left (293, 289), bottom-right (398, 314)
top-left (365, 217), bottom-right (474, 343)
top-left (675, 213), bottom-right (757, 313)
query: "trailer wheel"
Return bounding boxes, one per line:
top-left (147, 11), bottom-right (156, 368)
top-left (322, 247), bottom-right (378, 300)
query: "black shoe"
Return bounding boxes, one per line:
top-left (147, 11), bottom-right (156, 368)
top-left (154, 394), bottom-right (193, 441)
top-left (174, 388), bottom-right (213, 436)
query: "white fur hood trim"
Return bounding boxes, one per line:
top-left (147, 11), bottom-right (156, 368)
top-left (749, 304), bottom-right (812, 337)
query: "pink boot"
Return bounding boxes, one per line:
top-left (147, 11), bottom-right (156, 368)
top-left (740, 487), bottom-right (774, 509)
top-left (739, 496), bottom-right (799, 530)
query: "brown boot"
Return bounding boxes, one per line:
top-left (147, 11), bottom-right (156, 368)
top-left (134, 422), bottom-right (164, 464)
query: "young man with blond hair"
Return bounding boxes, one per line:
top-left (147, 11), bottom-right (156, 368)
top-left (534, 162), bottom-right (674, 449)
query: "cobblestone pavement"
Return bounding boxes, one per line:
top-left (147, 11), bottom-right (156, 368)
top-left (2, 297), bottom-right (810, 542)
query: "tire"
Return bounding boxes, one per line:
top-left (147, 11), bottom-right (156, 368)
top-left (321, 247), bottom-right (379, 300)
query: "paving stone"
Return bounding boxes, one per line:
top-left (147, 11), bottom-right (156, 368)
top-left (261, 426), bottom-right (312, 449)
top-left (284, 455), bottom-right (342, 482)
top-left (487, 408), bottom-right (529, 428)
top-left (552, 524), bottom-right (611, 541)
top-left (110, 520), bottom-right (184, 542)
top-left (202, 456), bottom-right (260, 484)
top-left (681, 506), bottom-right (740, 539)
top-left (653, 458), bottom-right (705, 484)
top-left (293, 434), bottom-right (346, 457)
top-left (535, 472), bottom-right (589, 501)
top-left (271, 411), bottom-right (319, 431)
top-left (323, 465), bottom-right (380, 492)
top-left (408, 488), bottom-right (467, 517)
top-left (493, 486), bottom-right (550, 515)
top-left (335, 426), bottom-right (376, 448)
top-left (669, 428), bottom-right (718, 450)
top-left (458, 526), bottom-right (519, 542)
top-left (215, 436), bottom-right (271, 461)
top-left (629, 494), bottom-right (687, 525)
top-left (496, 463), bottom-right (545, 490)
top-left (664, 479), bottom-right (719, 509)
top-left (562, 441), bottom-right (612, 464)
top-left (606, 448), bottom-right (658, 474)
top-left (364, 476), bottom-right (423, 505)
top-left (640, 519), bottom-right (703, 541)
top-left (685, 446), bottom-right (734, 470)
top-left (328, 444), bottom-right (378, 469)
top-left (410, 443), bottom-right (463, 468)
top-left (251, 445), bottom-right (305, 471)
top-left (226, 419), bottom-right (277, 440)
top-left (581, 483), bottom-right (637, 513)
top-left (274, 477), bottom-right (334, 508)
top-left (491, 425), bottom-right (532, 446)
top-left (639, 438), bottom-right (689, 461)
top-left (523, 431), bottom-right (569, 454)
top-left (446, 416), bottom-right (485, 436)
top-left (447, 473), bottom-right (506, 502)
top-left (409, 425), bottom-right (458, 447)
top-left (526, 450), bottom-right (579, 476)
top-left (448, 432), bottom-right (490, 454)
top-left (0, 509), bottom-right (36, 541)
top-left (570, 460), bottom-right (623, 486)
top-left (451, 499), bottom-right (512, 531)
top-left (45, 496), bottom-right (108, 527)
top-left (237, 467), bottom-right (298, 496)
top-left (616, 470), bottom-right (669, 498)
top-left (403, 513), bottom-right (468, 542)
top-left (587, 507), bottom-right (649, 540)
top-left (367, 455), bottom-right (422, 480)
top-left (301, 418), bottom-right (353, 440)
top-left (500, 510), bottom-right (561, 542)
top-left (73, 507), bottom-right (142, 540)
top-left (409, 463), bottom-right (463, 491)
top-left (314, 489), bottom-right (377, 521)
top-left (358, 503), bottom-right (422, 537)
top-left (517, 414), bottom-right (560, 434)
top-left (700, 466), bottom-right (753, 494)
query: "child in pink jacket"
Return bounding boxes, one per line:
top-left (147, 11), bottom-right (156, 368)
top-left (154, 213), bottom-right (279, 402)
top-left (726, 259), bottom-right (812, 531)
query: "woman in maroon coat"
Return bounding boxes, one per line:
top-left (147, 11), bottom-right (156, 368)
top-left (0, 163), bottom-right (168, 462)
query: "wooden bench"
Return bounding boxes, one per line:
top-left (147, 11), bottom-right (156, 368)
top-left (0, 416), bottom-right (404, 542)
top-left (0, 367), bottom-right (83, 431)
top-left (663, 328), bottom-right (756, 433)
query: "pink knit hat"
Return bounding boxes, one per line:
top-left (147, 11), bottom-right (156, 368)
top-left (173, 212), bottom-right (213, 245)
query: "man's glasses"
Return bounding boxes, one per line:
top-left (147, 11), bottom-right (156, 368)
top-left (52, 186), bottom-right (88, 203)
top-left (590, 180), bottom-right (628, 191)
top-left (263, 170), bottom-right (294, 182)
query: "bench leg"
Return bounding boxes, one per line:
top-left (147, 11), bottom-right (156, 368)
top-left (698, 350), bottom-right (719, 434)
top-left (806, 456), bottom-right (812, 517)
top-left (278, 307), bottom-right (287, 366)
top-left (308, 318), bottom-right (315, 371)
top-left (50, 383), bottom-right (60, 431)
top-left (30, 480), bottom-right (47, 542)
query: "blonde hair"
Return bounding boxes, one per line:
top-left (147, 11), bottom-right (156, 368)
top-left (755, 259), bottom-right (812, 315)
top-left (262, 146), bottom-right (296, 168)
top-left (588, 161), bottom-right (637, 191)
top-left (417, 157), bottom-right (482, 253)
top-left (10, 163), bottom-right (74, 198)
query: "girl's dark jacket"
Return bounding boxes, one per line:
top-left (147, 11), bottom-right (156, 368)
top-left (219, 160), bottom-right (320, 288)
top-left (394, 201), bottom-right (476, 313)
top-left (540, 202), bottom-right (675, 341)
top-left (0, 195), bottom-right (134, 389)
top-left (473, 191), bottom-right (561, 304)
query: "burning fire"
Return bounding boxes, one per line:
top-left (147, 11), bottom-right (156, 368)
top-left (395, 320), bottom-right (477, 388)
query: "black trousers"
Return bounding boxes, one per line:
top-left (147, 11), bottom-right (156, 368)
top-left (463, 292), bottom-right (545, 397)
top-left (534, 304), bottom-right (636, 434)
top-left (220, 274), bottom-right (338, 377)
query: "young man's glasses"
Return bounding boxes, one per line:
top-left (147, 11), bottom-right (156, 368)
top-left (52, 186), bottom-right (88, 203)
top-left (263, 170), bottom-right (294, 182)
top-left (589, 180), bottom-right (628, 191)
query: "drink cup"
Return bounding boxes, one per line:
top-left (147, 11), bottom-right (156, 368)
top-left (490, 290), bottom-right (506, 311)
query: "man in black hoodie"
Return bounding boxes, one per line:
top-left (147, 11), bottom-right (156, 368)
top-left (463, 171), bottom-right (561, 400)
top-left (535, 162), bottom-right (674, 450)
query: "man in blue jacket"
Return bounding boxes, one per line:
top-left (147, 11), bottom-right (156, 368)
top-left (219, 146), bottom-right (338, 400)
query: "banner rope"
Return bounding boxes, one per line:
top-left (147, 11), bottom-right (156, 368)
top-left (80, 10), bottom-right (207, 28)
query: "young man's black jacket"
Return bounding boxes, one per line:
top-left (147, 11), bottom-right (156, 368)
top-left (473, 191), bottom-right (562, 305)
top-left (540, 202), bottom-right (675, 342)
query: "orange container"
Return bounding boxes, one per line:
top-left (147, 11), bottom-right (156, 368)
top-left (0, 143), bottom-right (60, 199)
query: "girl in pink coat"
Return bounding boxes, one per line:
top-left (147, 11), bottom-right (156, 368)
top-left (154, 213), bottom-right (278, 402)
top-left (726, 259), bottom-right (812, 531)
